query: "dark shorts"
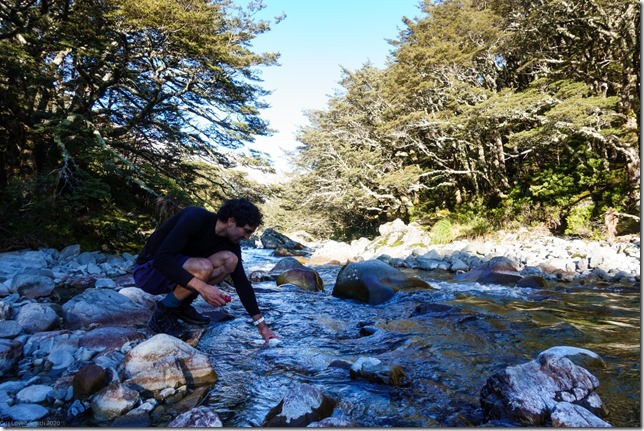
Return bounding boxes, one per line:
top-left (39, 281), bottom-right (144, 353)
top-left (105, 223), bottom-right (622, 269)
top-left (132, 256), bottom-right (190, 295)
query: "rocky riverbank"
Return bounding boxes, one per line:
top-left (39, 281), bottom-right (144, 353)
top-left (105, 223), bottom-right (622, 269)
top-left (0, 221), bottom-right (639, 426)
top-left (297, 220), bottom-right (640, 285)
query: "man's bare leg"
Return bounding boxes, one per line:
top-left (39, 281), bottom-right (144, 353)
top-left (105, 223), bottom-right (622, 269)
top-left (172, 251), bottom-right (238, 303)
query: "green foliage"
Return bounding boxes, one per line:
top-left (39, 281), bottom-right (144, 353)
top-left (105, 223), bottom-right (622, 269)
top-left (429, 219), bottom-right (455, 245)
top-left (0, 0), bottom-right (280, 251)
top-left (0, 0), bottom-right (639, 247)
top-left (564, 201), bottom-right (601, 239)
top-left (281, 0), bottom-right (638, 242)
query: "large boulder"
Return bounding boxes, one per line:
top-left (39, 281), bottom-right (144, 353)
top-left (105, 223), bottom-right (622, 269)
top-left (262, 383), bottom-right (336, 427)
top-left (454, 256), bottom-right (523, 286)
top-left (276, 268), bottom-right (324, 292)
top-left (480, 346), bottom-right (609, 426)
top-left (332, 260), bottom-right (431, 305)
top-left (269, 257), bottom-right (306, 278)
top-left (122, 334), bottom-right (217, 395)
top-left (260, 229), bottom-right (304, 250)
top-left (62, 288), bottom-right (151, 328)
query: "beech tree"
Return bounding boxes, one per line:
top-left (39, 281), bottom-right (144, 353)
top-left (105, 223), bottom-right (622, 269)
top-left (287, 0), bottom-right (639, 239)
top-left (291, 65), bottom-right (421, 238)
top-left (0, 0), bottom-right (279, 249)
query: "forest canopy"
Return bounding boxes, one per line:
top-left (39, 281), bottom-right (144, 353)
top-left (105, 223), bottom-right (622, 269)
top-left (0, 0), bottom-right (280, 250)
top-left (286, 0), bottom-right (640, 241)
top-left (0, 0), bottom-right (639, 251)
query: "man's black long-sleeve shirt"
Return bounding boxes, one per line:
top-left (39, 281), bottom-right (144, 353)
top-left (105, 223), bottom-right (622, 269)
top-left (136, 206), bottom-right (260, 317)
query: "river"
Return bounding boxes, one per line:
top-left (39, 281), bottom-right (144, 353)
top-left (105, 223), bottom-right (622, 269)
top-left (197, 248), bottom-right (640, 427)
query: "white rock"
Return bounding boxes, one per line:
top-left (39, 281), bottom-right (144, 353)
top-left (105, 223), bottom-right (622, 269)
top-left (16, 384), bottom-right (54, 404)
top-left (90, 383), bottom-right (139, 421)
top-left (122, 334), bottom-right (217, 393)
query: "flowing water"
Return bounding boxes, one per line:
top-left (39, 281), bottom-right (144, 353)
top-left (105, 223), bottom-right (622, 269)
top-left (197, 248), bottom-right (640, 427)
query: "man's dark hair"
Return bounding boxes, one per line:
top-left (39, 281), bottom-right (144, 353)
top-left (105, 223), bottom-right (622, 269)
top-left (217, 198), bottom-right (263, 227)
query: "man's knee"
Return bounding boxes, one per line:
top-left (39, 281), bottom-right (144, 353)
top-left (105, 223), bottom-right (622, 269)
top-left (185, 258), bottom-right (215, 281)
top-left (212, 251), bottom-right (238, 274)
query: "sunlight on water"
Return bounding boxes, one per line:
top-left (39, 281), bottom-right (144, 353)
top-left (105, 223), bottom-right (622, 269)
top-left (198, 248), bottom-right (640, 427)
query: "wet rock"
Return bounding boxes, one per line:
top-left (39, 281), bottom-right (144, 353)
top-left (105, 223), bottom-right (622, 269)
top-left (454, 256), bottom-right (522, 286)
top-left (263, 383), bottom-right (337, 427)
top-left (539, 346), bottom-right (606, 369)
top-left (411, 303), bottom-right (453, 318)
top-left (515, 275), bottom-right (547, 288)
top-left (73, 364), bottom-right (108, 399)
top-left (551, 402), bottom-right (611, 427)
top-left (349, 356), bottom-right (408, 386)
top-left (169, 385), bottom-right (210, 413)
top-left (62, 288), bottom-right (151, 329)
top-left (249, 270), bottom-right (271, 282)
top-left (168, 405), bottom-right (223, 427)
top-left (276, 268), bottom-right (324, 292)
top-left (268, 257), bottom-right (306, 278)
top-left (90, 382), bottom-right (139, 421)
top-left (480, 347), bottom-right (609, 426)
top-left (332, 259), bottom-right (431, 305)
top-left (122, 334), bottom-right (217, 395)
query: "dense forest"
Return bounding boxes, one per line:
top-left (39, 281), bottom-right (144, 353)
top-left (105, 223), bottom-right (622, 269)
top-left (0, 0), bottom-right (639, 252)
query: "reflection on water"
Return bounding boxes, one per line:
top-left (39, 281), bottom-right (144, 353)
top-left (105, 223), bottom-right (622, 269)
top-left (198, 248), bottom-right (640, 427)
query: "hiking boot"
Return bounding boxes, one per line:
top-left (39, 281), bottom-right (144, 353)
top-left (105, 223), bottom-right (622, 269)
top-left (149, 302), bottom-right (189, 339)
top-left (174, 302), bottom-right (210, 326)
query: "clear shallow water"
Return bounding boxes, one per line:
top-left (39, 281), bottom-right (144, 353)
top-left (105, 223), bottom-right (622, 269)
top-left (197, 248), bottom-right (640, 427)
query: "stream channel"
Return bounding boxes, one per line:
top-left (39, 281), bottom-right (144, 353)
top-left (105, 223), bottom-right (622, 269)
top-left (196, 248), bottom-right (640, 427)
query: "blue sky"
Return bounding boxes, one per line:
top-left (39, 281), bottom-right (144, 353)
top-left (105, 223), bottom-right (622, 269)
top-left (245, 0), bottom-right (423, 172)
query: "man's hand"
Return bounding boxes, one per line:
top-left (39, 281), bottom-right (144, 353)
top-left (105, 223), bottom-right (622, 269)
top-left (199, 284), bottom-right (232, 307)
top-left (257, 322), bottom-right (277, 343)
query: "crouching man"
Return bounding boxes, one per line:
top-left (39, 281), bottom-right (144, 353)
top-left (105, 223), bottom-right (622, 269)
top-left (132, 198), bottom-right (277, 343)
